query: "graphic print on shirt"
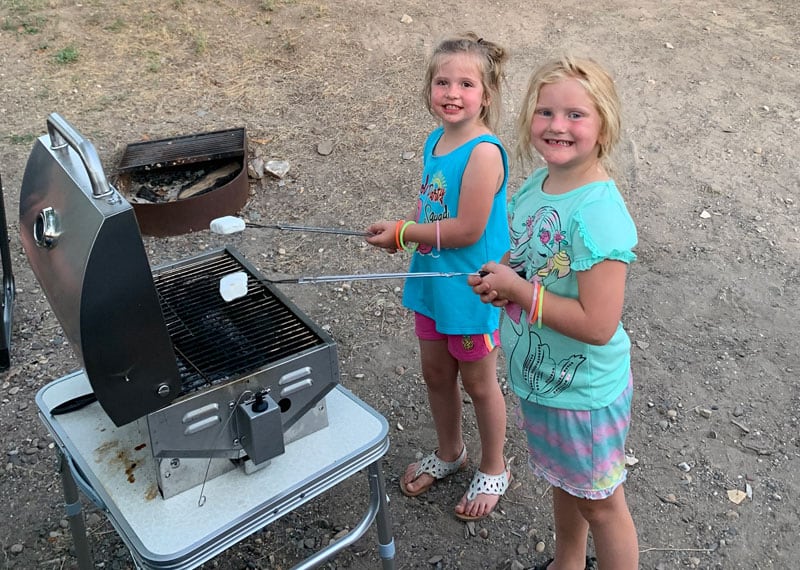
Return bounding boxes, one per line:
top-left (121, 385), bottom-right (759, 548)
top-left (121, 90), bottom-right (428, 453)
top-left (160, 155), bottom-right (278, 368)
top-left (505, 205), bottom-right (586, 399)
top-left (416, 171), bottom-right (450, 256)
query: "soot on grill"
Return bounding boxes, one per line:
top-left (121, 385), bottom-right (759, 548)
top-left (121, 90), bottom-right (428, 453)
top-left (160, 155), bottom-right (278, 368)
top-left (153, 249), bottom-right (325, 394)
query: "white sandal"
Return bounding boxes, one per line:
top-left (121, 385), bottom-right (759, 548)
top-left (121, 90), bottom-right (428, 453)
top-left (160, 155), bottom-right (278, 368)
top-left (454, 461), bottom-right (512, 521)
top-left (399, 446), bottom-right (468, 497)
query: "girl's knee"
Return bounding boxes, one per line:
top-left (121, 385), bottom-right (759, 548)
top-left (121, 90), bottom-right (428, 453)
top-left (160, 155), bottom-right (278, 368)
top-left (577, 490), bottom-right (629, 526)
top-left (461, 374), bottom-right (502, 401)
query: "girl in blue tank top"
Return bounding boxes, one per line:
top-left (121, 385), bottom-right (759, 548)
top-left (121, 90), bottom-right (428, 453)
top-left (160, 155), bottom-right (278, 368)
top-left (366, 32), bottom-right (511, 521)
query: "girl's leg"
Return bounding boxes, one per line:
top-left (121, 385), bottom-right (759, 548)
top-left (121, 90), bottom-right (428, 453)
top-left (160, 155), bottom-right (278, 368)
top-left (549, 487), bottom-right (590, 570)
top-left (576, 485), bottom-right (638, 570)
top-left (454, 349), bottom-right (507, 518)
top-left (401, 338), bottom-right (463, 495)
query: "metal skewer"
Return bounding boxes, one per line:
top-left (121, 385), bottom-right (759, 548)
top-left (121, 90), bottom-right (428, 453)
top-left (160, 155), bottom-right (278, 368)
top-left (209, 215), bottom-right (371, 237)
top-left (266, 271), bottom-right (483, 284)
top-left (246, 222), bottom-right (371, 237)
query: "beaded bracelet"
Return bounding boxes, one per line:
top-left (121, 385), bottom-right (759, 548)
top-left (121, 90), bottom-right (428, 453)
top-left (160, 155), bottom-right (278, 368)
top-left (399, 220), bottom-right (417, 252)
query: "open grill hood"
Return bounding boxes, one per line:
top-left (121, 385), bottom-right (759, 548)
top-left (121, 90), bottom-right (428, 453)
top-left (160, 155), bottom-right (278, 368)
top-left (19, 114), bottom-right (181, 425)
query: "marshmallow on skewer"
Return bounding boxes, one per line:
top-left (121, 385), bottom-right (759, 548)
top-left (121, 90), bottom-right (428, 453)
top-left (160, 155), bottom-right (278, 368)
top-left (210, 216), bottom-right (246, 235)
top-left (220, 271), bottom-right (249, 302)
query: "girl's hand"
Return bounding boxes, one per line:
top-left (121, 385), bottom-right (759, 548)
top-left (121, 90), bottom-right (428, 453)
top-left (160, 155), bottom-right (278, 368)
top-left (469, 262), bottom-right (521, 307)
top-left (365, 220), bottom-right (398, 253)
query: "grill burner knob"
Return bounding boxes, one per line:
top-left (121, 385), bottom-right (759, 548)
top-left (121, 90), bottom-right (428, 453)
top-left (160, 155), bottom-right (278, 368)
top-left (252, 393), bottom-right (269, 413)
top-left (33, 207), bottom-right (61, 249)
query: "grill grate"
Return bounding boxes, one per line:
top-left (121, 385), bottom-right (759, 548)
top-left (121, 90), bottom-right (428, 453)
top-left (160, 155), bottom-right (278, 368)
top-left (116, 128), bottom-right (246, 172)
top-left (153, 250), bottom-right (324, 393)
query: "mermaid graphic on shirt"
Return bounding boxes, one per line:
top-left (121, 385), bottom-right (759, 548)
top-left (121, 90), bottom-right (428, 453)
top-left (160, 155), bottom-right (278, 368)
top-left (504, 205), bottom-right (586, 400)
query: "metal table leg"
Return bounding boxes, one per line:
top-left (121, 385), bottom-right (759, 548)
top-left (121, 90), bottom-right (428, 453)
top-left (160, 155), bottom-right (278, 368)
top-left (290, 459), bottom-right (396, 570)
top-left (368, 461), bottom-right (396, 570)
top-left (57, 449), bottom-right (94, 570)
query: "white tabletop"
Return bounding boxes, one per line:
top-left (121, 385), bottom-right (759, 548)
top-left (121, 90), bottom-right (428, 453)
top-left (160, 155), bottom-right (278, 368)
top-left (37, 371), bottom-right (389, 568)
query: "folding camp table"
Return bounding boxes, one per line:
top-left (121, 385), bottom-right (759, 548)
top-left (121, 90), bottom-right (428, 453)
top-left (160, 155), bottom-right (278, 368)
top-left (36, 371), bottom-right (395, 569)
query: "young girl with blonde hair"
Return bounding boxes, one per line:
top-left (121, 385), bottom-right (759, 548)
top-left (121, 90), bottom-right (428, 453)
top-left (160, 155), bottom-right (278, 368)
top-left (367, 32), bottom-right (511, 521)
top-left (470, 55), bottom-right (639, 568)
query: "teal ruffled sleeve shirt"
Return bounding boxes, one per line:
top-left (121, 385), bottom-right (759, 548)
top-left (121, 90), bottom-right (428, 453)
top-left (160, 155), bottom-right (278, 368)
top-left (501, 168), bottom-right (637, 410)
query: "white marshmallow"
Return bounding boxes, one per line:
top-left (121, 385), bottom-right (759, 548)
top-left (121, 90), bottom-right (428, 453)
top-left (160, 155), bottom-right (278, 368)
top-left (209, 216), bottom-right (246, 235)
top-left (220, 271), bottom-right (249, 302)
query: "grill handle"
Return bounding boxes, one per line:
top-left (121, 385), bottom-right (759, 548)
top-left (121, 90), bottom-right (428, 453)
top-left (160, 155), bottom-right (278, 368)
top-left (46, 113), bottom-right (113, 198)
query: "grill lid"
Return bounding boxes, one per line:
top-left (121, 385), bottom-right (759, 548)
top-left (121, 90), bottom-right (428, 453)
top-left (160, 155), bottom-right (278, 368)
top-left (19, 114), bottom-right (180, 426)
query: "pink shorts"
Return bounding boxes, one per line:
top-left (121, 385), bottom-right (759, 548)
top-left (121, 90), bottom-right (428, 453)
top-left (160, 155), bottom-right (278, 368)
top-left (414, 313), bottom-right (500, 362)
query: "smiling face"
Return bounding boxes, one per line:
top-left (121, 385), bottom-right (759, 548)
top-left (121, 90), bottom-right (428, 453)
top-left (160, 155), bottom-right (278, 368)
top-left (530, 78), bottom-right (604, 172)
top-left (429, 53), bottom-right (487, 129)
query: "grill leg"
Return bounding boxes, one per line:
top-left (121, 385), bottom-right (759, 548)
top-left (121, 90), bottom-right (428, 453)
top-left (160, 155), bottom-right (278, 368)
top-left (368, 461), bottom-right (396, 570)
top-left (57, 450), bottom-right (94, 570)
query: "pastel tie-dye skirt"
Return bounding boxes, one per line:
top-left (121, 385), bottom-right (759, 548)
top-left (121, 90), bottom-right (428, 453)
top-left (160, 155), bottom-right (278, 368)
top-left (516, 375), bottom-right (633, 500)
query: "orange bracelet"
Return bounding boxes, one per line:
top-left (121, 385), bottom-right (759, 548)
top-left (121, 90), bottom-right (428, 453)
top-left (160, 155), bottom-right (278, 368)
top-left (394, 220), bottom-right (404, 250)
top-left (528, 281), bottom-right (540, 324)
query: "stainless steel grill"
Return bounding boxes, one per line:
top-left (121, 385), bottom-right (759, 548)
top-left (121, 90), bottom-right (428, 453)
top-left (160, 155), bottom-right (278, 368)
top-left (20, 114), bottom-right (339, 498)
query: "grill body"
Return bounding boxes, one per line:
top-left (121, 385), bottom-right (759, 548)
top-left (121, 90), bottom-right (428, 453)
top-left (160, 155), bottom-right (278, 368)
top-left (146, 248), bottom-right (339, 460)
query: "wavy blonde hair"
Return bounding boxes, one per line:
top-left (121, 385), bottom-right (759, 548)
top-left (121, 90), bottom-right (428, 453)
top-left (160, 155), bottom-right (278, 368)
top-left (515, 55), bottom-right (621, 168)
top-left (422, 32), bottom-right (509, 132)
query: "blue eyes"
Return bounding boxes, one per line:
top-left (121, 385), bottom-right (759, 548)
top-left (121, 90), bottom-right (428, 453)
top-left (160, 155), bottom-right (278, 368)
top-left (535, 110), bottom-right (585, 119)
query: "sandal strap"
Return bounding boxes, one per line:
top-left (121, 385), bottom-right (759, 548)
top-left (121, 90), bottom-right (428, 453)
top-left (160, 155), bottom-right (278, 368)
top-left (414, 446), bottom-right (467, 480)
top-left (465, 466), bottom-right (511, 501)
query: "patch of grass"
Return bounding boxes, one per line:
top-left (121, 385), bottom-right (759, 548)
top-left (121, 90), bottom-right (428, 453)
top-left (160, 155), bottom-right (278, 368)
top-left (146, 51), bottom-right (162, 72)
top-left (2, 13), bottom-right (47, 34)
top-left (192, 31), bottom-right (207, 55)
top-left (260, 0), bottom-right (295, 11)
top-left (54, 45), bottom-right (79, 64)
top-left (92, 92), bottom-right (129, 112)
top-left (8, 133), bottom-right (37, 145)
top-left (105, 18), bottom-right (125, 32)
top-left (4, 0), bottom-right (48, 16)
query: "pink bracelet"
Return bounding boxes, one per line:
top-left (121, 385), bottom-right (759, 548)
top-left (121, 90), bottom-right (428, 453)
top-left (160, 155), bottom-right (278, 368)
top-left (528, 281), bottom-right (540, 324)
top-left (433, 220), bottom-right (441, 258)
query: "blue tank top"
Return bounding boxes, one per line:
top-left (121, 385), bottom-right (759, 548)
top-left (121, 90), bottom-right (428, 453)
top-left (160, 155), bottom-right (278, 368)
top-left (402, 127), bottom-right (510, 335)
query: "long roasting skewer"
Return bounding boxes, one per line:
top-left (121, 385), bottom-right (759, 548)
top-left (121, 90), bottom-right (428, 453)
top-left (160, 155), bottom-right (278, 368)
top-left (210, 216), bottom-right (371, 237)
top-left (266, 271), bottom-right (484, 285)
top-left (220, 270), bottom-right (485, 302)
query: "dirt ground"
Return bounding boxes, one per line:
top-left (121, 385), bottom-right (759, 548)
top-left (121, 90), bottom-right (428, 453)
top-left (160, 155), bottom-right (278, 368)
top-left (1, 1), bottom-right (798, 569)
